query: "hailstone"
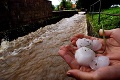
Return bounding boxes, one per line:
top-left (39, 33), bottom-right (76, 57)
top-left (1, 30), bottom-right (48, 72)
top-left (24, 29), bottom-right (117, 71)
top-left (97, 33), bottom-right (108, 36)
top-left (92, 40), bottom-right (102, 51)
top-left (75, 47), bottom-right (95, 66)
top-left (76, 38), bottom-right (102, 51)
top-left (76, 38), bottom-right (92, 49)
top-left (90, 56), bottom-right (110, 70)
top-left (75, 38), bottom-right (109, 70)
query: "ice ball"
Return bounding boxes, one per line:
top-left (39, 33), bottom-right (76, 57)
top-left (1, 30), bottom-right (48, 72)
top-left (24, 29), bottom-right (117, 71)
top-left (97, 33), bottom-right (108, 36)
top-left (92, 40), bottom-right (102, 51)
top-left (76, 38), bottom-right (92, 49)
top-left (76, 38), bottom-right (102, 51)
top-left (75, 47), bottom-right (95, 66)
top-left (90, 56), bottom-right (110, 70)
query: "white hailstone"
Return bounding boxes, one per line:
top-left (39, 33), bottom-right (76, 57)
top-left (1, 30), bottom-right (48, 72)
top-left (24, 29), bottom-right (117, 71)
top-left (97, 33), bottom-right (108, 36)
top-left (92, 40), bottom-right (102, 51)
top-left (76, 38), bottom-right (92, 49)
top-left (90, 56), bottom-right (110, 70)
top-left (75, 47), bottom-right (95, 66)
top-left (75, 38), bottom-right (109, 70)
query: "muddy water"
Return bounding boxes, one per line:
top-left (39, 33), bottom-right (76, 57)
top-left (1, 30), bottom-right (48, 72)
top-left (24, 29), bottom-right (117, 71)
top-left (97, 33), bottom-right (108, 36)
top-left (0, 14), bottom-right (87, 80)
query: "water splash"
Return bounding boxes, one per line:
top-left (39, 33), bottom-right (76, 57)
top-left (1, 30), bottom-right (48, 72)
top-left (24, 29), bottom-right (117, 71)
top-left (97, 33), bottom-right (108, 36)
top-left (0, 39), bottom-right (10, 53)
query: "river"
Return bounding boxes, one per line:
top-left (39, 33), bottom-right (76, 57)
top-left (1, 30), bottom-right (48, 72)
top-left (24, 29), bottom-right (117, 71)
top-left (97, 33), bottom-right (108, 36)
top-left (0, 13), bottom-right (87, 80)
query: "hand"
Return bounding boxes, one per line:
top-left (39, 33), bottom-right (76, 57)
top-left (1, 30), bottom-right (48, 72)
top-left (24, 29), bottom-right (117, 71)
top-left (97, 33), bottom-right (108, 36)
top-left (58, 28), bottom-right (120, 80)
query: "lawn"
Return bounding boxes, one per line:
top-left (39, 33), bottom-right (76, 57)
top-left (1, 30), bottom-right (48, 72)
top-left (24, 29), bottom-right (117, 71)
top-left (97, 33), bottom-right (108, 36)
top-left (88, 7), bottom-right (120, 37)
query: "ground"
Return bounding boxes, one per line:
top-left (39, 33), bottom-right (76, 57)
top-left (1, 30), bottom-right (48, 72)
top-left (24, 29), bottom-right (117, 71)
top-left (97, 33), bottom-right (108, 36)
top-left (0, 13), bottom-right (87, 80)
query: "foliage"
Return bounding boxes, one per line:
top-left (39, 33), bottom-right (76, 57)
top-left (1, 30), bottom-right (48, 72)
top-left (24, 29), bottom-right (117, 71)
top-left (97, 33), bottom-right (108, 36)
top-left (54, 5), bottom-right (60, 11)
top-left (88, 7), bottom-right (120, 37)
top-left (76, 0), bottom-right (120, 11)
top-left (59, 0), bottom-right (72, 10)
top-left (66, 1), bottom-right (72, 10)
top-left (61, 0), bottom-right (66, 9)
top-left (52, 5), bottom-right (55, 10)
top-left (76, 0), bottom-right (81, 9)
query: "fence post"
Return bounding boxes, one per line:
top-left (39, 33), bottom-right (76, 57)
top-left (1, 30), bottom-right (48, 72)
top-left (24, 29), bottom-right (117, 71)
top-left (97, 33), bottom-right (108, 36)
top-left (92, 6), bottom-right (94, 20)
top-left (90, 6), bottom-right (91, 15)
top-left (98, 0), bottom-right (101, 24)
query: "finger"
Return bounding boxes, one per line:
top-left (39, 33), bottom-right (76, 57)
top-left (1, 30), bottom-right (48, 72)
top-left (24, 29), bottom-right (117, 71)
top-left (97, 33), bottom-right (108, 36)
top-left (96, 53), bottom-right (105, 56)
top-left (59, 45), bottom-right (76, 56)
top-left (99, 29), bottom-right (113, 37)
top-left (71, 33), bottom-right (102, 41)
top-left (59, 46), bottom-right (66, 50)
top-left (84, 35), bottom-right (92, 39)
top-left (71, 40), bottom-right (77, 46)
top-left (80, 66), bottom-right (92, 72)
top-left (58, 47), bottom-right (80, 69)
top-left (67, 69), bottom-right (95, 80)
top-left (65, 45), bottom-right (77, 55)
top-left (58, 46), bottom-right (74, 58)
top-left (71, 34), bottom-right (84, 42)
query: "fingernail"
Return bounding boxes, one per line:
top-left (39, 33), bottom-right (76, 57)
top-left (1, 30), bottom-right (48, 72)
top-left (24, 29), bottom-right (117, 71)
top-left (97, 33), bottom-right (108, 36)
top-left (99, 29), bottom-right (103, 33)
top-left (67, 72), bottom-right (72, 77)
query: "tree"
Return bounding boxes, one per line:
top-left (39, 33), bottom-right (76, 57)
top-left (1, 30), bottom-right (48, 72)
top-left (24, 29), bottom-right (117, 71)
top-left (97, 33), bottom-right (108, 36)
top-left (54, 5), bottom-right (60, 11)
top-left (59, 0), bottom-right (72, 10)
top-left (60, 0), bottom-right (66, 9)
top-left (52, 5), bottom-right (55, 10)
top-left (76, 0), bottom-right (81, 9)
top-left (66, 0), bottom-right (72, 10)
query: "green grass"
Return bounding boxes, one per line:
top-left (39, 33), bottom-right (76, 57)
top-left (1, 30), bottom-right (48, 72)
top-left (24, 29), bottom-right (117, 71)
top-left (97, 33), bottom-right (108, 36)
top-left (88, 7), bottom-right (120, 37)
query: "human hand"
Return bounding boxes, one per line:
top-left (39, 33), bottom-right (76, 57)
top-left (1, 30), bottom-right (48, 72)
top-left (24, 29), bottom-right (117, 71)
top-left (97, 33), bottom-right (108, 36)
top-left (58, 28), bottom-right (120, 80)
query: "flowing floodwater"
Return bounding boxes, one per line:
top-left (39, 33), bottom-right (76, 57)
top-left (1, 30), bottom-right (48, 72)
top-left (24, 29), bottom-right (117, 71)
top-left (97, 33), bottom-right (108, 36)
top-left (0, 13), bottom-right (87, 80)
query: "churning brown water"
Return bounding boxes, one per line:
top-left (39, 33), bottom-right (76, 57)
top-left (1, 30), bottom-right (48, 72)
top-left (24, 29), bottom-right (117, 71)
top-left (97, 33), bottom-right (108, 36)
top-left (0, 13), bottom-right (87, 80)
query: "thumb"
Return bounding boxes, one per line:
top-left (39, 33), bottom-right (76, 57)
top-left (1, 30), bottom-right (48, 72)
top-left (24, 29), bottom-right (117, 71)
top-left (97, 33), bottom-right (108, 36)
top-left (67, 69), bottom-right (95, 80)
top-left (99, 29), bottom-right (113, 37)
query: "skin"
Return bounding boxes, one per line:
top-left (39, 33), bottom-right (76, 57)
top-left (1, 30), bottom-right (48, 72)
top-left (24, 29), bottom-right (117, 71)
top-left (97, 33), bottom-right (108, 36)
top-left (58, 28), bottom-right (120, 80)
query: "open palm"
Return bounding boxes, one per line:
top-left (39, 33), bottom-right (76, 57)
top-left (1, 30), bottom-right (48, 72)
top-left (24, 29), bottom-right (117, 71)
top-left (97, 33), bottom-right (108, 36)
top-left (58, 28), bottom-right (120, 80)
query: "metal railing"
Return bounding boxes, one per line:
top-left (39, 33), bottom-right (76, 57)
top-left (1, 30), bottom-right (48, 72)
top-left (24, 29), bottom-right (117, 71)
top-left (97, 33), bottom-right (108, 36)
top-left (89, 0), bottom-right (120, 25)
top-left (90, 0), bottom-right (101, 24)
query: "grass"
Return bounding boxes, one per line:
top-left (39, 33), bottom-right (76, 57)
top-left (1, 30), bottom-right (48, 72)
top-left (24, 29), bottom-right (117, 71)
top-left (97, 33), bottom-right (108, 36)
top-left (87, 7), bottom-right (120, 37)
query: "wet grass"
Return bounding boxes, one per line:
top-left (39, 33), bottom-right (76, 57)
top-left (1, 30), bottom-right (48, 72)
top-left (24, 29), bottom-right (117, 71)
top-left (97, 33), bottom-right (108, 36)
top-left (87, 7), bottom-right (120, 37)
